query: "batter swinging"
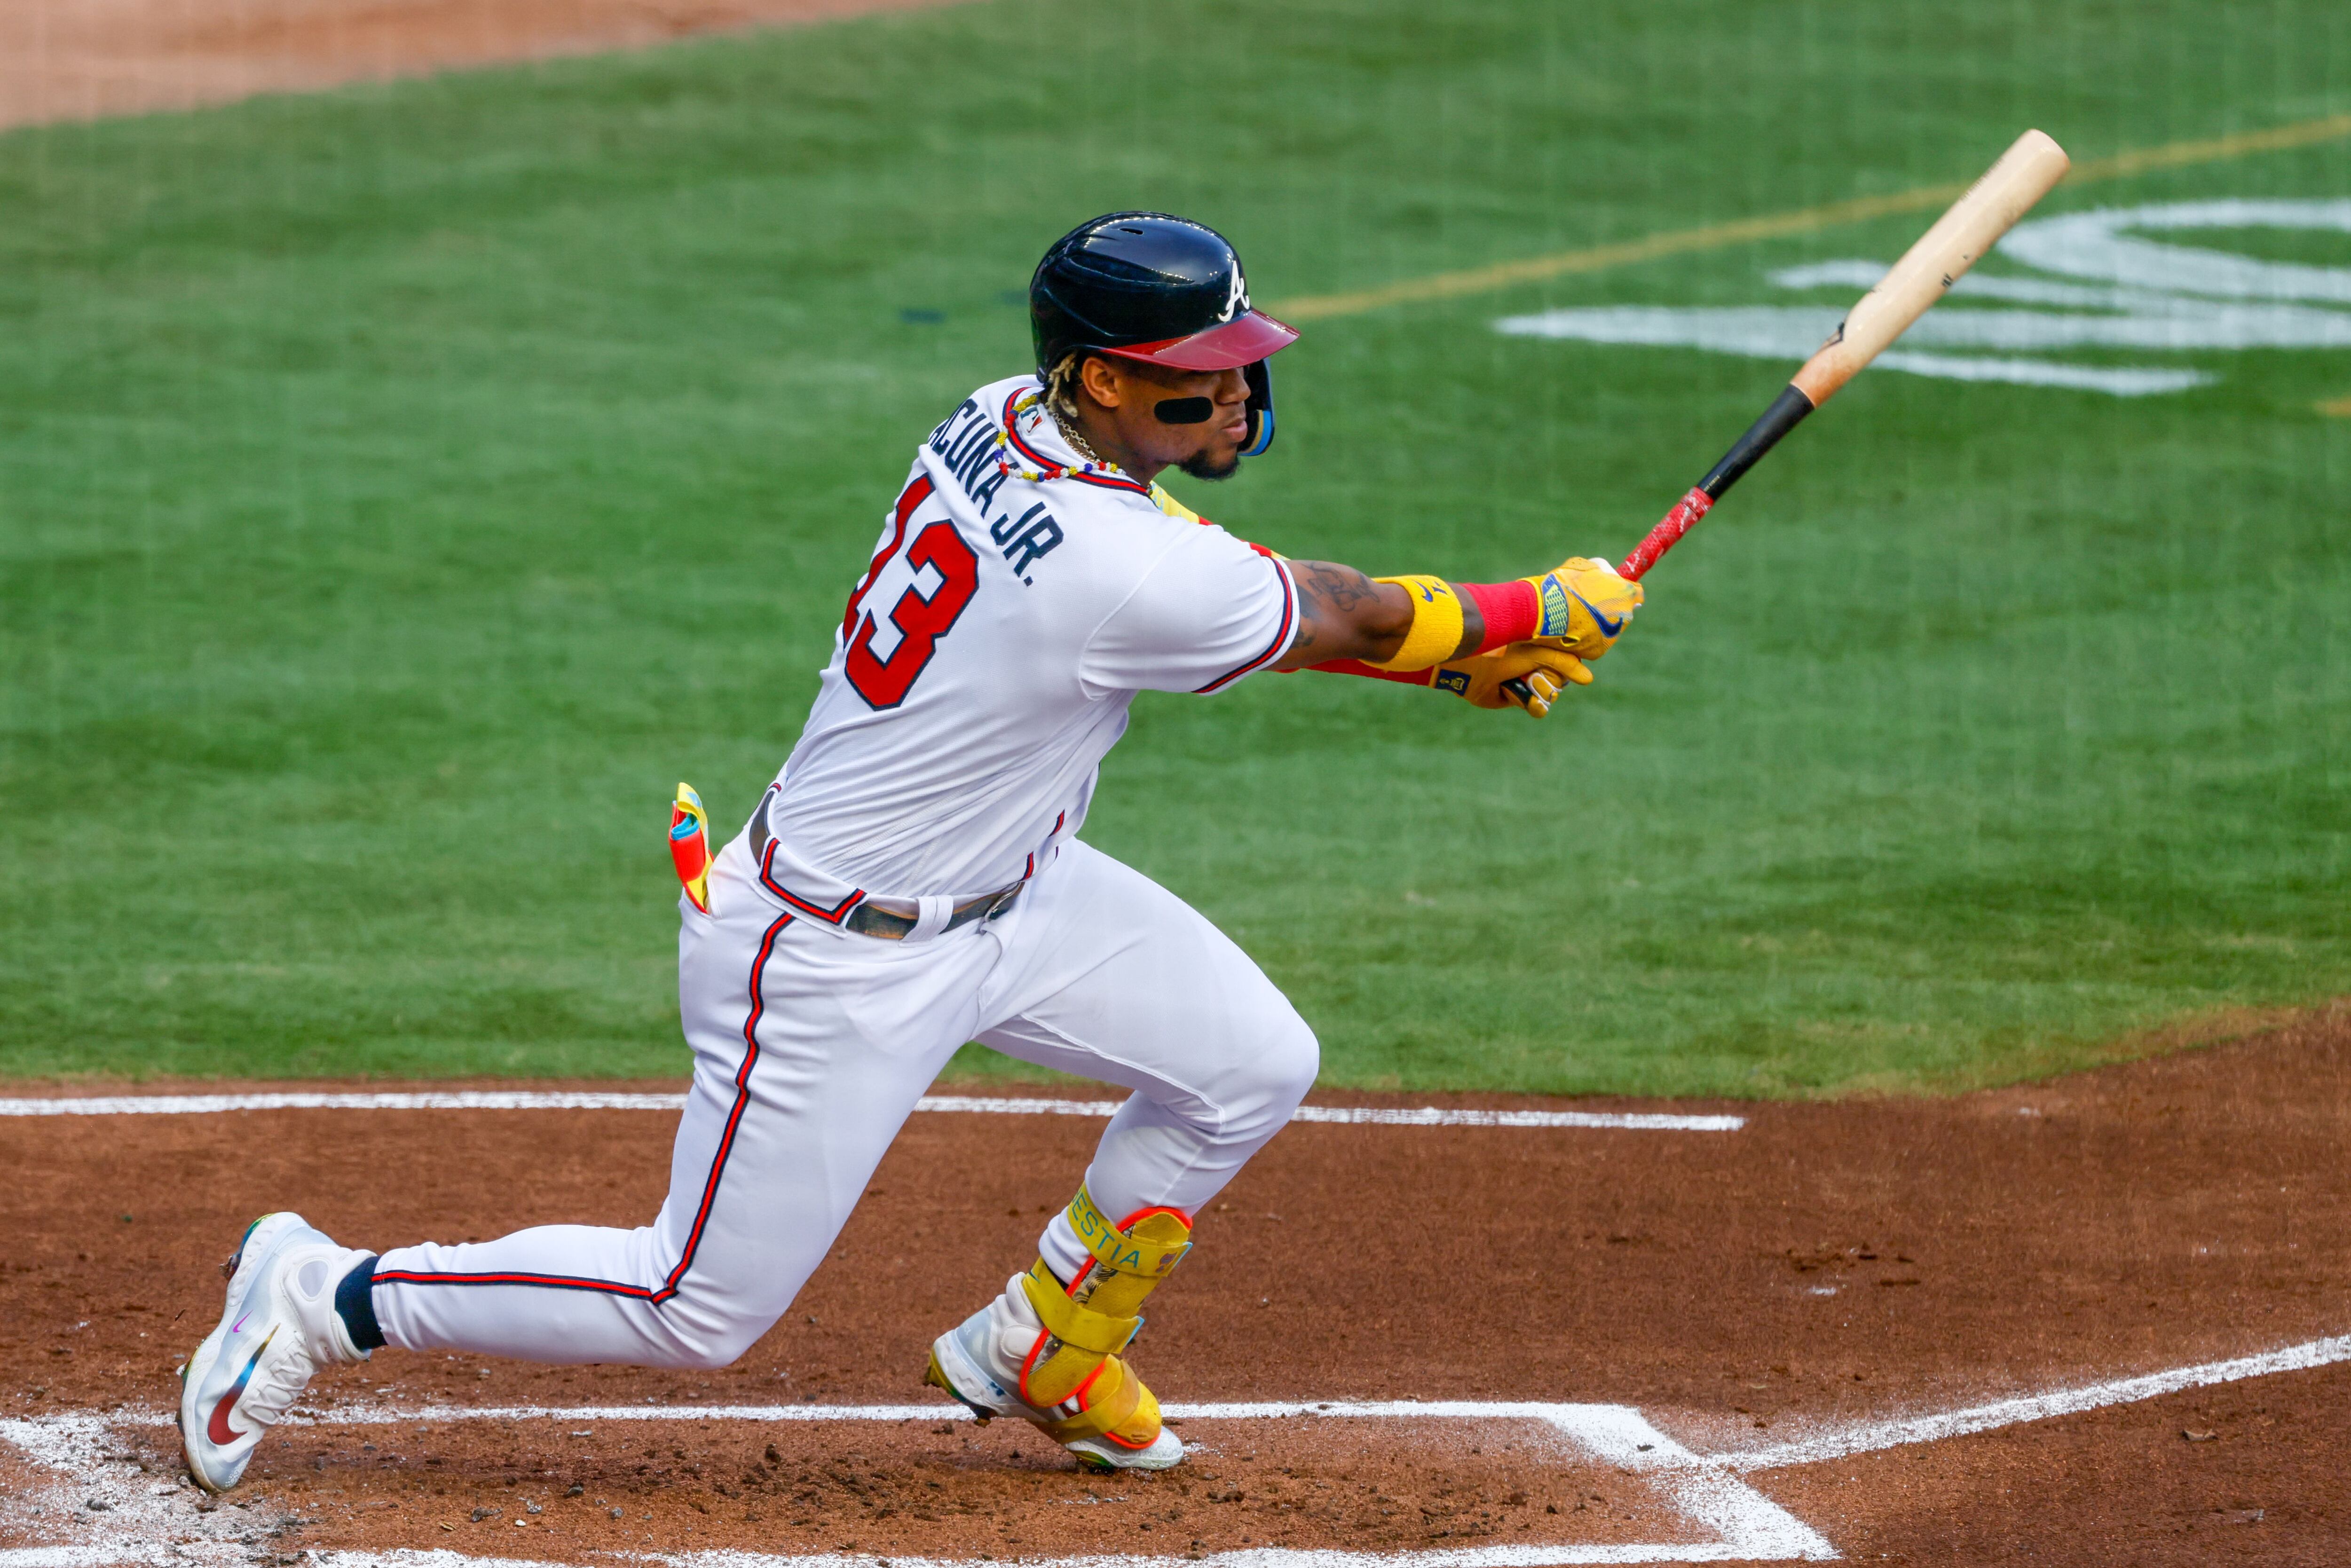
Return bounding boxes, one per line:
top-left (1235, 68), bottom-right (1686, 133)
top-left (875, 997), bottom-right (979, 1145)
top-left (177, 213), bottom-right (1642, 1483)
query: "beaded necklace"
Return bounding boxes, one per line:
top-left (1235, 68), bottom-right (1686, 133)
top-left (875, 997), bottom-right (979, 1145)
top-left (993, 389), bottom-right (1139, 487)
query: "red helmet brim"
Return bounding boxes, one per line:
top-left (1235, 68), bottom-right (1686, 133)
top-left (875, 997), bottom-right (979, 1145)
top-left (1101, 310), bottom-right (1301, 372)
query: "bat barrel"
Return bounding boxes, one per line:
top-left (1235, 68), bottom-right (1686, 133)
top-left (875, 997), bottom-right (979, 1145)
top-left (1791, 129), bottom-right (2070, 407)
top-left (1618, 129), bottom-right (2070, 581)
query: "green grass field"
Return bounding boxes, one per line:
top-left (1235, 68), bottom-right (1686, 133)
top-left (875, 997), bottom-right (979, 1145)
top-left (3, 0), bottom-right (2347, 1093)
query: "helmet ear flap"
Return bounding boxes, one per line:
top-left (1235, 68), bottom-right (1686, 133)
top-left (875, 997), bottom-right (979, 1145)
top-left (1239, 360), bottom-right (1276, 458)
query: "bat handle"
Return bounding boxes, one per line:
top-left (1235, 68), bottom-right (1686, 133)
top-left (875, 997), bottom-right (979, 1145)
top-left (1499, 381), bottom-right (1818, 700)
top-left (1493, 481), bottom-right (1713, 704)
top-left (1618, 486), bottom-right (1713, 582)
top-left (1620, 383), bottom-right (1817, 580)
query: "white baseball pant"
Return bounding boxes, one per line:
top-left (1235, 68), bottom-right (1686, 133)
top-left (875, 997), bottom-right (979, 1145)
top-left (368, 835), bottom-right (1319, 1367)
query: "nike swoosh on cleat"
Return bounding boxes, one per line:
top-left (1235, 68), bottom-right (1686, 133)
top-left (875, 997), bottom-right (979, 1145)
top-left (206, 1329), bottom-right (276, 1447)
top-left (231, 1312), bottom-right (251, 1334)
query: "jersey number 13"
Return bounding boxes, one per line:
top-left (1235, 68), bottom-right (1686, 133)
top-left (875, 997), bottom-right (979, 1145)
top-left (841, 476), bottom-right (979, 709)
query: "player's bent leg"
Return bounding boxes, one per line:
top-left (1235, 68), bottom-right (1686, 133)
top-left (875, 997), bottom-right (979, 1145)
top-left (982, 842), bottom-right (1322, 1224)
top-left (923, 841), bottom-right (1321, 1471)
top-left (362, 1039), bottom-right (817, 1371)
top-left (355, 839), bottom-right (984, 1375)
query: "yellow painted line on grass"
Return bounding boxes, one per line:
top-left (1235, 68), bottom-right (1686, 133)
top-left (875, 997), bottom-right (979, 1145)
top-left (1275, 111), bottom-right (2351, 323)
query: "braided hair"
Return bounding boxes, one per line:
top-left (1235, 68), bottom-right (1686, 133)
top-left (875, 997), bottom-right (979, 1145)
top-left (1042, 351), bottom-right (1089, 426)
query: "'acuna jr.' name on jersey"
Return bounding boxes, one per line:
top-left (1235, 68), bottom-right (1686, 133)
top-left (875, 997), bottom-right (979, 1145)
top-left (753, 376), bottom-right (1299, 918)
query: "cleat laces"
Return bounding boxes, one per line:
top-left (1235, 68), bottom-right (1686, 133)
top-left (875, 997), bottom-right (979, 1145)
top-left (237, 1336), bottom-right (320, 1430)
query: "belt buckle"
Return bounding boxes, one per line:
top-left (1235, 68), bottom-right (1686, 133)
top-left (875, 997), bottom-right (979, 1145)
top-left (980, 885), bottom-right (1019, 922)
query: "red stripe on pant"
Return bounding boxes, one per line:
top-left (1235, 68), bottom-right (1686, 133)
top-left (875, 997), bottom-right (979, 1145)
top-left (373, 912), bottom-right (795, 1306)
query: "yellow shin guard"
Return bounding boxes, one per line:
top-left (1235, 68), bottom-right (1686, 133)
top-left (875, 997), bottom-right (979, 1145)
top-left (1017, 1187), bottom-right (1193, 1450)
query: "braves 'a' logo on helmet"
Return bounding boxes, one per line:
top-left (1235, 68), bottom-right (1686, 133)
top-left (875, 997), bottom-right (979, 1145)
top-left (1218, 267), bottom-right (1249, 324)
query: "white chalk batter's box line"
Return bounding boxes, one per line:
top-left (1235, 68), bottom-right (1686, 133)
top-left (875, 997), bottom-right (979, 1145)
top-left (3, 1402), bottom-right (1825, 1568)
top-left (0, 1093), bottom-right (1743, 1133)
top-left (6, 1335), bottom-right (2347, 1568)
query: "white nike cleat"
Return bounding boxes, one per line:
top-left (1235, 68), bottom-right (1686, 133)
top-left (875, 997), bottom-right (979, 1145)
top-left (924, 1283), bottom-right (1185, 1472)
top-left (177, 1212), bottom-right (372, 1493)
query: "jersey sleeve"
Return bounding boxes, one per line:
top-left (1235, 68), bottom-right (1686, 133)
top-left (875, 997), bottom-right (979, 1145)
top-left (1078, 525), bottom-right (1299, 697)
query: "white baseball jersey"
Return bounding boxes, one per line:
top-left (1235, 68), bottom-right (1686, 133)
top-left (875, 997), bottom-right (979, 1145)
top-left (754, 374), bottom-right (1299, 913)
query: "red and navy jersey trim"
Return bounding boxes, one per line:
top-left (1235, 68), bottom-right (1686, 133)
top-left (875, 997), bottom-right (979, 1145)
top-left (372, 910), bottom-right (797, 1308)
top-left (1066, 471), bottom-right (1152, 496)
top-left (1020, 810), bottom-right (1068, 880)
top-left (757, 837), bottom-right (866, 925)
top-left (999, 390), bottom-right (1152, 497)
top-left (1193, 557), bottom-right (1298, 694)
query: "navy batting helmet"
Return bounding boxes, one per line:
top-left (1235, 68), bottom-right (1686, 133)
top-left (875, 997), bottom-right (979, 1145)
top-left (1030, 213), bottom-right (1298, 457)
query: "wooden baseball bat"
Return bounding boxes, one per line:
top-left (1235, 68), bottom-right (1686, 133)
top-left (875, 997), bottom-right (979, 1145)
top-left (1615, 128), bottom-right (2072, 582)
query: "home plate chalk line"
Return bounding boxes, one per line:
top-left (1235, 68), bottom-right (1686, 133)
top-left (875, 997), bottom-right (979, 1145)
top-left (7, 1335), bottom-right (2349, 1568)
top-left (0, 1093), bottom-right (1742, 1134)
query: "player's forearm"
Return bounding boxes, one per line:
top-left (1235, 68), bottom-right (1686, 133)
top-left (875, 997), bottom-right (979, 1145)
top-left (1272, 560), bottom-right (1488, 671)
top-left (1272, 551), bottom-right (1640, 682)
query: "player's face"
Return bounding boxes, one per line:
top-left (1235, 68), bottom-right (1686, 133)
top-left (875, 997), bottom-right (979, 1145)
top-left (1097, 361), bottom-right (1251, 482)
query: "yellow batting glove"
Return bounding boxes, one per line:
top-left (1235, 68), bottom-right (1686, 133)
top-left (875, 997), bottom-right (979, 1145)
top-left (1526, 555), bottom-right (1643, 660)
top-left (1429, 642), bottom-right (1593, 717)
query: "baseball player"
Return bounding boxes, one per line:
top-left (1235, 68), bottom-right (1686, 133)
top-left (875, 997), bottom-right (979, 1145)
top-left (178, 213), bottom-right (1641, 1485)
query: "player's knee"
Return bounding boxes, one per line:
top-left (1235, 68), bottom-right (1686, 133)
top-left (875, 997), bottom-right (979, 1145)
top-left (662, 1314), bottom-right (770, 1371)
top-left (1242, 1006), bottom-right (1320, 1121)
top-left (647, 1277), bottom-right (790, 1371)
top-left (675, 1337), bottom-right (750, 1373)
top-left (1274, 1009), bottom-right (1321, 1101)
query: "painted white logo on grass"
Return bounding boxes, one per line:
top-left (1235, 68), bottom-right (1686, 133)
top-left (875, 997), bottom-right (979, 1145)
top-left (1496, 199), bottom-right (2351, 396)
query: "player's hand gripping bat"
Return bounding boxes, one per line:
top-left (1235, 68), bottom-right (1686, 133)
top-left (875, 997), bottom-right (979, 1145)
top-left (1501, 130), bottom-right (2069, 707)
top-left (1618, 129), bottom-right (2073, 581)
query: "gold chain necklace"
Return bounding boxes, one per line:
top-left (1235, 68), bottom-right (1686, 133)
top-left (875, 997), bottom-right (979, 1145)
top-left (1050, 404), bottom-right (1105, 465)
top-left (994, 389), bottom-right (1141, 488)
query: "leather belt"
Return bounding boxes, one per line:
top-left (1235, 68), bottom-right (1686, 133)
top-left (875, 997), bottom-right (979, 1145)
top-left (750, 794), bottom-right (1023, 940)
top-left (846, 882), bottom-right (1023, 940)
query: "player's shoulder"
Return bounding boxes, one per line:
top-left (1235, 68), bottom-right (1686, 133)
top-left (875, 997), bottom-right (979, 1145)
top-left (928, 376), bottom-right (1169, 518)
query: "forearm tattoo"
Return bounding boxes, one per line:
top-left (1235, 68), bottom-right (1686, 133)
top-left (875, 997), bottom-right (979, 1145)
top-left (1285, 560), bottom-right (1405, 665)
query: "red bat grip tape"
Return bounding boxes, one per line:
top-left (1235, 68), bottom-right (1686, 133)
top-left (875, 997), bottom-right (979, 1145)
top-left (1619, 486), bottom-right (1712, 582)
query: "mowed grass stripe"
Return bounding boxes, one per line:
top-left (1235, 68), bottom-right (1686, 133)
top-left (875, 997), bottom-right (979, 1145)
top-left (1276, 110), bottom-right (2351, 321)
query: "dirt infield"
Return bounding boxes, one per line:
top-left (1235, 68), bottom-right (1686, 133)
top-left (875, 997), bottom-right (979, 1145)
top-left (4, 1008), bottom-right (2350, 1564)
top-left (0, 0), bottom-right (967, 132)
